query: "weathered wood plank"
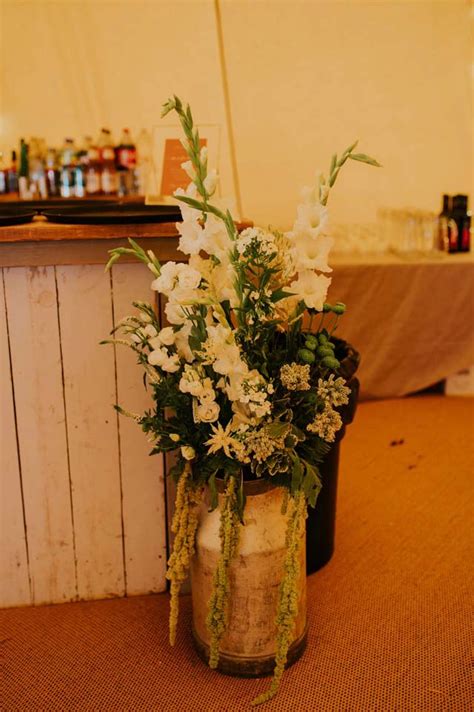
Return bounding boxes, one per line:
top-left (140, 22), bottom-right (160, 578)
top-left (3, 266), bottom-right (76, 605)
top-left (56, 265), bottom-right (125, 600)
top-left (111, 264), bottom-right (167, 595)
top-left (0, 270), bottom-right (31, 607)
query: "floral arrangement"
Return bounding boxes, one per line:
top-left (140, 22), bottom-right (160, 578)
top-left (104, 96), bottom-right (379, 705)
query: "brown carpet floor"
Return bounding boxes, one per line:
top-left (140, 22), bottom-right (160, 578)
top-left (2, 396), bottom-right (473, 712)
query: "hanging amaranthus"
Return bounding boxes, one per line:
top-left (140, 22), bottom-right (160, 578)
top-left (251, 490), bottom-right (307, 706)
top-left (166, 464), bottom-right (202, 645)
top-left (206, 476), bottom-right (241, 668)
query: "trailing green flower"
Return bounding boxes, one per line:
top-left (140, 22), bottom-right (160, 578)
top-left (166, 464), bottom-right (202, 645)
top-left (206, 476), bottom-right (241, 668)
top-left (251, 491), bottom-right (307, 706)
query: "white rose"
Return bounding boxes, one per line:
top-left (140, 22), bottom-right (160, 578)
top-left (148, 347), bottom-right (169, 367)
top-left (162, 354), bottom-right (181, 373)
top-left (196, 401), bottom-right (220, 423)
top-left (165, 302), bottom-right (187, 325)
top-left (143, 324), bottom-right (158, 338)
top-left (174, 322), bottom-right (193, 362)
top-left (181, 445), bottom-right (196, 460)
top-left (199, 379), bottom-right (216, 403)
top-left (151, 262), bottom-right (180, 295)
top-left (177, 264), bottom-right (202, 291)
top-left (158, 326), bottom-right (176, 346)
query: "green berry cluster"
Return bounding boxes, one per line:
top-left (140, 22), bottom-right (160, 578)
top-left (297, 329), bottom-right (340, 370)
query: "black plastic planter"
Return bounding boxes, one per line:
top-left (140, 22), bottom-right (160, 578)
top-left (306, 339), bottom-right (360, 574)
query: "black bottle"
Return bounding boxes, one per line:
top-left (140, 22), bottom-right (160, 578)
top-left (451, 195), bottom-right (470, 253)
top-left (438, 194), bottom-right (451, 251)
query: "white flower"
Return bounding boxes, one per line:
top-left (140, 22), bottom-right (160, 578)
top-left (179, 365), bottom-right (204, 397)
top-left (199, 380), bottom-right (216, 403)
top-left (181, 160), bottom-right (195, 180)
top-left (294, 201), bottom-right (328, 236)
top-left (289, 271), bottom-right (331, 311)
top-left (195, 400), bottom-right (220, 423)
top-left (177, 264), bottom-right (201, 291)
top-left (307, 405), bottom-right (343, 442)
top-left (280, 363), bottom-right (311, 391)
top-left (181, 445), bottom-right (196, 460)
top-left (174, 322), bottom-right (193, 362)
top-left (148, 347), bottom-right (169, 367)
top-left (161, 354), bottom-right (180, 373)
top-left (165, 301), bottom-right (187, 325)
top-left (177, 219), bottom-right (206, 256)
top-left (151, 262), bottom-right (181, 296)
top-left (203, 169), bottom-right (218, 196)
top-left (157, 326), bottom-right (176, 346)
top-left (289, 233), bottom-right (333, 273)
top-left (143, 324), bottom-right (158, 338)
top-left (208, 259), bottom-right (239, 307)
top-left (317, 374), bottom-right (350, 407)
top-left (201, 216), bottom-right (233, 260)
top-left (205, 421), bottom-right (242, 458)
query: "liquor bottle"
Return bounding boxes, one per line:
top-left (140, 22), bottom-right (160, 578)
top-left (0, 152), bottom-right (7, 194)
top-left (29, 138), bottom-right (47, 199)
top-left (18, 139), bottom-right (32, 199)
top-left (45, 148), bottom-right (60, 196)
top-left (99, 128), bottom-right (117, 195)
top-left (85, 135), bottom-right (101, 195)
top-left (74, 138), bottom-right (89, 198)
top-left (438, 195), bottom-right (451, 251)
top-left (116, 128), bottom-right (137, 196)
top-left (8, 150), bottom-right (19, 194)
top-left (59, 138), bottom-right (76, 198)
top-left (135, 128), bottom-right (152, 197)
top-left (452, 195), bottom-right (471, 253)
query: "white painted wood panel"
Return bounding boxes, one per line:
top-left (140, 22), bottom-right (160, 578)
top-left (3, 266), bottom-right (76, 605)
top-left (56, 265), bottom-right (125, 600)
top-left (112, 264), bottom-right (167, 595)
top-left (0, 271), bottom-right (31, 607)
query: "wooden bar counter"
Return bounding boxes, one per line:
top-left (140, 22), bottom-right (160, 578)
top-left (1, 217), bottom-right (183, 609)
top-left (0, 216), bottom-right (182, 267)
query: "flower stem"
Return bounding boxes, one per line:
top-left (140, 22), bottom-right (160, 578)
top-left (251, 491), bottom-right (307, 706)
top-left (166, 464), bottom-right (202, 645)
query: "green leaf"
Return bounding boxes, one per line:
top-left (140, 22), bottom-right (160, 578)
top-left (302, 460), bottom-right (322, 508)
top-left (266, 421), bottom-right (290, 438)
top-left (290, 453), bottom-right (304, 494)
top-left (349, 153), bottom-right (382, 167)
top-left (271, 288), bottom-right (295, 303)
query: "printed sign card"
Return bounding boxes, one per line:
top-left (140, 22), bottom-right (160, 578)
top-left (147, 125), bottom-right (219, 205)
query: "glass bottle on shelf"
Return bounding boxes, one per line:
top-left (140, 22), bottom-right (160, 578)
top-left (18, 138), bottom-right (32, 200)
top-left (135, 128), bottom-right (152, 197)
top-left (116, 128), bottom-right (137, 196)
top-left (452, 195), bottom-right (470, 253)
top-left (8, 150), bottom-right (19, 194)
top-left (85, 135), bottom-right (101, 195)
top-left (45, 148), bottom-right (60, 196)
top-left (99, 128), bottom-right (117, 195)
top-left (29, 137), bottom-right (48, 199)
top-left (0, 152), bottom-right (8, 194)
top-left (59, 138), bottom-right (76, 198)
